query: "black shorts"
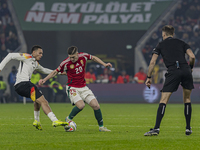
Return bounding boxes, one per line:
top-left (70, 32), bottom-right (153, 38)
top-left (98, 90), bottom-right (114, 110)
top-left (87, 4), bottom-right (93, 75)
top-left (14, 81), bottom-right (43, 101)
top-left (161, 67), bottom-right (194, 92)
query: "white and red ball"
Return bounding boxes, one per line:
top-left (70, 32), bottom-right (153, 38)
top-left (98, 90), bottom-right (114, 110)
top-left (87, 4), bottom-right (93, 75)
top-left (64, 121), bottom-right (77, 132)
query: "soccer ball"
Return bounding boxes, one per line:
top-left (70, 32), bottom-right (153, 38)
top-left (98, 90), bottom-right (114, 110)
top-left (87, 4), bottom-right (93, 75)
top-left (64, 121), bottom-right (77, 132)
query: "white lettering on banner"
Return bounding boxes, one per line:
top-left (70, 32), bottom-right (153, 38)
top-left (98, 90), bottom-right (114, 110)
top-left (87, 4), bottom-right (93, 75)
top-left (29, 2), bottom-right (156, 13)
top-left (130, 14), bottom-right (144, 23)
top-left (83, 15), bottom-right (97, 24)
top-left (120, 3), bottom-right (129, 12)
top-left (143, 2), bottom-right (155, 11)
top-left (26, 2), bottom-right (156, 24)
top-left (130, 3), bottom-right (142, 12)
top-left (96, 14), bottom-right (109, 24)
top-left (25, 11), bottom-right (44, 22)
top-left (25, 11), bottom-right (80, 24)
top-left (56, 13), bottom-right (80, 23)
top-left (95, 4), bottom-right (104, 13)
top-left (105, 2), bottom-right (120, 13)
top-left (43, 12), bottom-right (57, 23)
top-left (68, 3), bottom-right (81, 12)
top-left (119, 14), bottom-right (132, 23)
top-left (110, 15), bottom-right (119, 24)
top-left (83, 13), bottom-right (152, 24)
top-left (30, 2), bottom-right (45, 11)
top-left (51, 3), bottom-right (67, 12)
top-left (145, 13), bottom-right (151, 22)
top-left (80, 2), bottom-right (95, 13)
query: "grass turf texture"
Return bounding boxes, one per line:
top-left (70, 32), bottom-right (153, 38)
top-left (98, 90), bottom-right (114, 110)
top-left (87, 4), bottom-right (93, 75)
top-left (0, 103), bottom-right (199, 150)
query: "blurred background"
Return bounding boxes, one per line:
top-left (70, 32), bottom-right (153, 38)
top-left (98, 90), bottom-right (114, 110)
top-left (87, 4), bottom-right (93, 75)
top-left (0, 0), bottom-right (200, 104)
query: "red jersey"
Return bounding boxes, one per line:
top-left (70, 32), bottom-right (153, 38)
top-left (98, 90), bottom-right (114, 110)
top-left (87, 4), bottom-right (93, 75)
top-left (56, 52), bottom-right (92, 88)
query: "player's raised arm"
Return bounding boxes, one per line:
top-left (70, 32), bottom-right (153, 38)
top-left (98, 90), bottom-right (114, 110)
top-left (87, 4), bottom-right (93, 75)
top-left (0, 53), bottom-right (27, 71)
top-left (91, 55), bottom-right (112, 68)
top-left (36, 64), bottom-right (53, 75)
top-left (39, 70), bottom-right (59, 85)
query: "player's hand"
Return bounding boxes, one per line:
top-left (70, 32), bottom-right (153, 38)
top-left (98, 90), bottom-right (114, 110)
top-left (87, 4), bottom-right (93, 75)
top-left (39, 79), bottom-right (45, 85)
top-left (60, 72), bottom-right (67, 75)
top-left (145, 78), bottom-right (152, 89)
top-left (105, 63), bottom-right (112, 68)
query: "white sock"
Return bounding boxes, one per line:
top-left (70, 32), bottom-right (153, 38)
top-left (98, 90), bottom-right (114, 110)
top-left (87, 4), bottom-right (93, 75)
top-left (47, 112), bottom-right (58, 122)
top-left (34, 111), bottom-right (40, 122)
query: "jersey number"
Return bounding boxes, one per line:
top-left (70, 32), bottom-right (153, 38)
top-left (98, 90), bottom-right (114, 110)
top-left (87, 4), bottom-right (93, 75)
top-left (75, 66), bottom-right (83, 74)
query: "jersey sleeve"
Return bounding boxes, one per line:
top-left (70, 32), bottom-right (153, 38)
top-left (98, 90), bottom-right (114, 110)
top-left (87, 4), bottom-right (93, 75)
top-left (183, 42), bottom-right (191, 53)
top-left (82, 53), bottom-right (92, 60)
top-left (152, 43), bottom-right (161, 56)
top-left (56, 62), bottom-right (65, 73)
top-left (36, 64), bottom-right (53, 74)
top-left (0, 53), bottom-right (28, 70)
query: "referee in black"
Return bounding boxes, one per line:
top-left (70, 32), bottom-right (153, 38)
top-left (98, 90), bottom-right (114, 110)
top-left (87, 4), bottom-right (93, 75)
top-left (144, 25), bottom-right (195, 136)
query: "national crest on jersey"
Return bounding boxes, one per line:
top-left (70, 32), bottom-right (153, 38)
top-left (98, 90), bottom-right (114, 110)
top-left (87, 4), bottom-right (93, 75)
top-left (20, 53), bottom-right (32, 59)
top-left (56, 52), bottom-right (92, 88)
top-left (70, 64), bottom-right (74, 69)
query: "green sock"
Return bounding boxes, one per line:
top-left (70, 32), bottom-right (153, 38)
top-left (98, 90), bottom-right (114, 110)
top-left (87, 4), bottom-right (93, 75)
top-left (94, 109), bottom-right (103, 127)
top-left (69, 106), bottom-right (82, 119)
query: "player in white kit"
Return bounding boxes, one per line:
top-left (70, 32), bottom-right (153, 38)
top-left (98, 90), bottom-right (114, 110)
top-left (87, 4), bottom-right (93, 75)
top-left (0, 45), bottom-right (68, 130)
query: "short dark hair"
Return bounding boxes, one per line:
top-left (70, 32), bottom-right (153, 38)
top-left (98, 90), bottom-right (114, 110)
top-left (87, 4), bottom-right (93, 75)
top-left (162, 25), bottom-right (175, 36)
top-left (67, 46), bottom-right (78, 55)
top-left (139, 67), bottom-right (143, 71)
top-left (31, 45), bottom-right (42, 53)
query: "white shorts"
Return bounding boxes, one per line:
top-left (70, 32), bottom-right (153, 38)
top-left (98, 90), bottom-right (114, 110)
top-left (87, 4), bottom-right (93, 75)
top-left (66, 86), bottom-right (96, 105)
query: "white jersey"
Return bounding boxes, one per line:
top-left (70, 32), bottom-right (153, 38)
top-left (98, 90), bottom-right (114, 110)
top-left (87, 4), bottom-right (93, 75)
top-left (0, 53), bottom-right (53, 85)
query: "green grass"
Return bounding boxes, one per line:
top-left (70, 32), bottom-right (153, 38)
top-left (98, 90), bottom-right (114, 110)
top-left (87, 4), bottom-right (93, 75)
top-left (0, 103), bottom-right (200, 150)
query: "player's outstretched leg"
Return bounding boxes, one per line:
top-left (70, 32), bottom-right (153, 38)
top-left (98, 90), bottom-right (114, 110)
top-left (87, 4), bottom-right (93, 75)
top-left (65, 105), bottom-right (83, 122)
top-left (65, 116), bottom-right (72, 122)
top-left (94, 109), bottom-right (110, 132)
top-left (89, 99), bottom-right (111, 132)
top-left (33, 120), bottom-right (42, 130)
top-left (36, 96), bottom-right (68, 127)
top-left (33, 102), bottom-right (42, 130)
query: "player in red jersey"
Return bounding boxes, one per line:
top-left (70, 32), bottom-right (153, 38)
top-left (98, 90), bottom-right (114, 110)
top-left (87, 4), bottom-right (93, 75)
top-left (39, 46), bottom-right (112, 131)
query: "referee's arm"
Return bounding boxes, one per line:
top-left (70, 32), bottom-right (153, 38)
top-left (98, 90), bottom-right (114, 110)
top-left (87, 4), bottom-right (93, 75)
top-left (186, 49), bottom-right (195, 69)
top-left (145, 54), bottom-right (158, 88)
top-left (147, 54), bottom-right (159, 77)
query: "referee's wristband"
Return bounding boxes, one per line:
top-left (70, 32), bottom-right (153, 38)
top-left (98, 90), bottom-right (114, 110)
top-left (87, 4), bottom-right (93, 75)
top-left (190, 64), bottom-right (193, 69)
top-left (147, 76), bottom-right (151, 79)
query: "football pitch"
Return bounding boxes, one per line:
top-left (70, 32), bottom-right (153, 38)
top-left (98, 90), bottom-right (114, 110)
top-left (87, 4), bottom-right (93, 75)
top-left (0, 103), bottom-right (200, 150)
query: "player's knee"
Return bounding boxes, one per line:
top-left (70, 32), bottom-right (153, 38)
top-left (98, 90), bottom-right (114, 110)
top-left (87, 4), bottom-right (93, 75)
top-left (37, 97), bottom-right (49, 105)
top-left (92, 103), bottom-right (100, 110)
top-left (184, 98), bottom-right (191, 103)
top-left (77, 103), bottom-right (85, 110)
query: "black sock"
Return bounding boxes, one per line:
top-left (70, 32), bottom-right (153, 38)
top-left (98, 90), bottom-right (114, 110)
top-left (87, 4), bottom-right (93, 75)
top-left (184, 103), bottom-right (192, 129)
top-left (154, 103), bottom-right (166, 129)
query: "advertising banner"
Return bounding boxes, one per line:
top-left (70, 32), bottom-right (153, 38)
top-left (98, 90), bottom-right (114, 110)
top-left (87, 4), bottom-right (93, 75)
top-left (12, 0), bottom-right (173, 31)
top-left (87, 84), bottom-right (200, 103)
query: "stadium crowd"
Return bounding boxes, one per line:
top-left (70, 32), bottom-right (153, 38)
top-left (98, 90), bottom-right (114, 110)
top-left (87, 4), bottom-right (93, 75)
top-left (0, 0), bottom-right (19, 61)
top-left (84, 66), bottom-right (146, 84)
top-left (142, 0), bottom-right (200, 83)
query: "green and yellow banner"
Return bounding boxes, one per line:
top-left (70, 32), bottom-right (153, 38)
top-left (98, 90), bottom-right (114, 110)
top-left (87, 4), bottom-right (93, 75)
top-left (12, 0), bottom-right (173, 31)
